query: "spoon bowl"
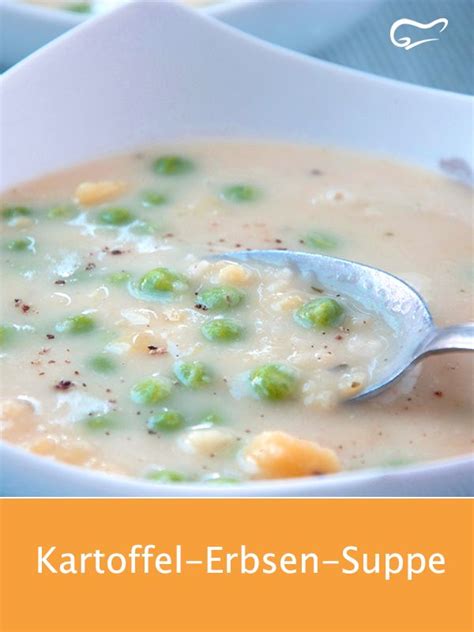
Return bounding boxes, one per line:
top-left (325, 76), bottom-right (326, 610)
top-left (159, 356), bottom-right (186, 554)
top-left (214, 249), bottom-right (474, 399)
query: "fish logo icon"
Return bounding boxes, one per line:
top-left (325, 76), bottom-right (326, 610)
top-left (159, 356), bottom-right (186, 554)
top-left (390, 17), bottom-right (449, 50)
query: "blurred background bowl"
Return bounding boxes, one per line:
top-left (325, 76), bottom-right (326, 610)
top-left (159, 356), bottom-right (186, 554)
top-left (0, 0), bottom-right (379, 70)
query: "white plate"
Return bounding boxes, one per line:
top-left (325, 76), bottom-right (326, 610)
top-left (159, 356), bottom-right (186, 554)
top-left (0, 0), bottom-right (379, 68)
top-left (0, 0), bottom-right (472, 496)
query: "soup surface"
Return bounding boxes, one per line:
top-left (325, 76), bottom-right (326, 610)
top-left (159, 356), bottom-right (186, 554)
top-left (1, 141), bottom-right (472, 483)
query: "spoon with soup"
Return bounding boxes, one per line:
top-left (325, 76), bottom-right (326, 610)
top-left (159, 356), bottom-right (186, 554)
top-left (214, 250), bottom-right (474, 400)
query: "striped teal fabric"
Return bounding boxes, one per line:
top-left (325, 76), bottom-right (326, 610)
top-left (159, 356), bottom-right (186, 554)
top-left (314, 0), bottom-right (473, 95)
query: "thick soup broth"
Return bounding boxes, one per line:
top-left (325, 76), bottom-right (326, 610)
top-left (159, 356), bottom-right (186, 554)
top-left (1, 141), bottom-right (472, 483)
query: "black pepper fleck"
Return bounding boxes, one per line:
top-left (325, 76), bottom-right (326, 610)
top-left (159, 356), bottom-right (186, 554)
top-left (54, 380), bottom-right (74, 391)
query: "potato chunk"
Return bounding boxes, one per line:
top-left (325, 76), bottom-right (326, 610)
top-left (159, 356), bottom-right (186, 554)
top-left (245, 430), bottom-right (340, 479)
top-left (0, 398), bottom-right (35, 438)
top-left (218, 263), bottom-right (252, 286)
top-left (74, 180), bottom-right (126, 206)
top-left (183, 428), bottom-right (235, 456)
top-left (30, 437), bottom-right (93, 465)
top-left (0, 398), bottom-right (34, 420)
top-left (129, 331), bottom-right (167, 355)
top-left (271, 294), bottom-right (304, 313)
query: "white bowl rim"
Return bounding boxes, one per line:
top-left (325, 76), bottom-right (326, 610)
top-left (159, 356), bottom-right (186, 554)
top-left (1, 439), bottom-right (473, 497)
top-left (3, 0), bottom-right (473, 101)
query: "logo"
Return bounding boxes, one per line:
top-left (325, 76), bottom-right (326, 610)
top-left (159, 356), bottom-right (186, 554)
top-left (389, 17), bottom-right (448, 50)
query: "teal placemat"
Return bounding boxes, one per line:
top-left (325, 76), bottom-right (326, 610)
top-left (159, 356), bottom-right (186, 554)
top-left (314, 0), bottom-right (473, 94)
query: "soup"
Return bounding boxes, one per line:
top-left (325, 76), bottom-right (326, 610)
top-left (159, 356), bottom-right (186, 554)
top-left (1, 141), bottom-right (472, 483)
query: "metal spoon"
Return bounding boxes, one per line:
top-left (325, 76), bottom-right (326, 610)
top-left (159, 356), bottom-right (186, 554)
top-left (213, 250), bottom-right (474, 400)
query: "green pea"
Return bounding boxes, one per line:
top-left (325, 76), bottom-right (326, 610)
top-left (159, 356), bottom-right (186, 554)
top-left (107, 271), bottom-right (131, 286)
top-left (47, 205), bottom-right (78, 220)
top-left (55, 314), bottom-right (96, 335)
top-left (6, 237), bottom-right (35, 253)
top-left (130, 376), bottom-right (172, 406)
top-left (142, 191), bottom-right (168, 207)
top-left (146, 469), bottom-right (187, 483)
top-left (249, 363), bottom-right (298, 401)
top-left (88, 354), bottom-right (117, 374)
top-left (97, 207), bottom-right (134, 226)
top-left (197, 412), bottom-right (223, 426)
top-left (305, 231), bottom-right (338, 251)
top-left (134, 267), bottom-right (189, 300)
top-left (201, 318), bottom-right (243, 342)
top-left (153, 155), bottom-right (194, 176)
top-left (294, 298), bottom-right (344, 330)
top-left (221, 184), bottom-right (260, 203)
top-left (2, 206), bottom-right (32, 222)
top-left (66, 2), bottom-right (91, 12)
top-left (196, 285), bottom-right (244, 311)
top-left (174, 361), bottom-right (212, 388)
top-left (147, 409), bottom-right (185, 433)
top-left (82, 414), bottom-right (117, 431)
top-left (0, 325), bottom-right (14, 347)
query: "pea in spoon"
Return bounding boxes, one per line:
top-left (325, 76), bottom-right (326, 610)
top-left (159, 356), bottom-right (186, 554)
top-left (213, 250), bottom-right (474, 400)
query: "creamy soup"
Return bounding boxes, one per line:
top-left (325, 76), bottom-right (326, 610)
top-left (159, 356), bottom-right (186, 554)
top-left (1, 142), bottom-right (472, 484)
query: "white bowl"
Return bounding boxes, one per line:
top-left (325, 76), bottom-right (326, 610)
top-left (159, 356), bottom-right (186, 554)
top-left (0, 0), bottom-right (472, 496)
top-left (0, 0), bottom-right (379, 68)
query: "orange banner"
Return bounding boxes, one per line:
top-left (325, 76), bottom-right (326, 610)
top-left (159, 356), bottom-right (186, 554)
top-left (0, 499), bottom-right (472, 632)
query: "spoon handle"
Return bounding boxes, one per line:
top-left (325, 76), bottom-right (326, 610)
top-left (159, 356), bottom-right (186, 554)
top-left (417, 323), bottom-right (474, 359)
